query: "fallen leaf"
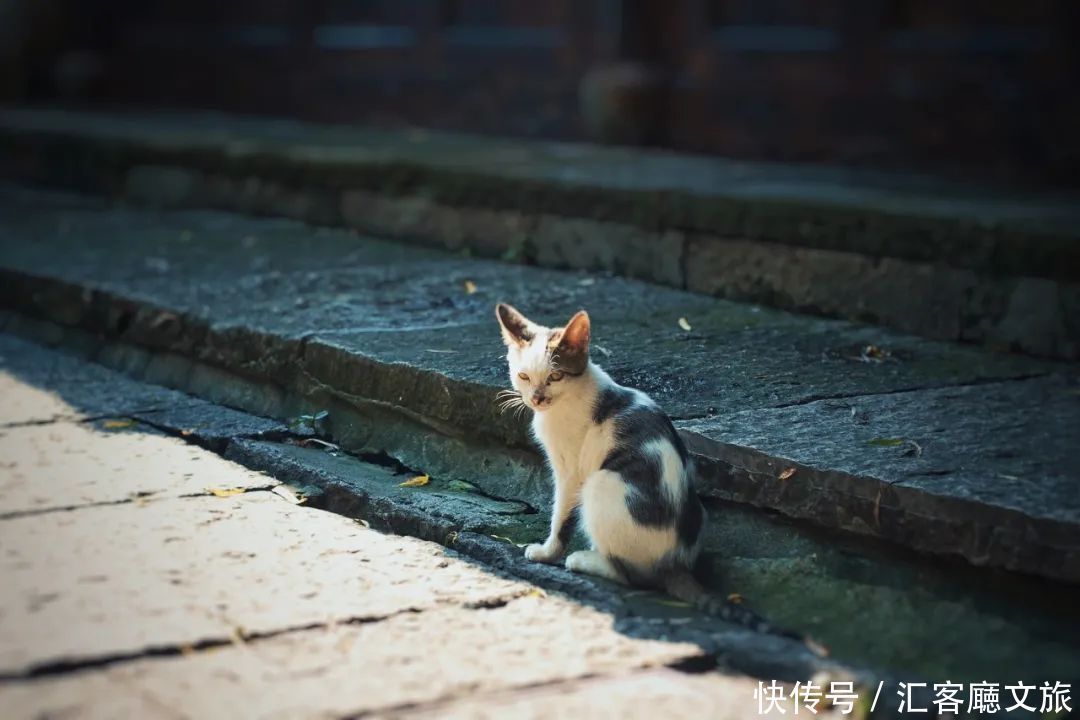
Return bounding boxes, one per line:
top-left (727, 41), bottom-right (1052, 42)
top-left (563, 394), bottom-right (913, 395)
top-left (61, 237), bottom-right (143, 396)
top-left (902, 440), bottom-right (923, 458)
top-left (805, 637), bottom-right (830, 657)
top-left (207, 487), bottom-right (247, 498)
top-left (860, 344), bottom-right (891, 362)
top-left (149, 311), bottom-right (179, 330)
top-left (727, 593), bottom-right (744, 604)
top-left (399, 474), bottom-right (430, 488)
top-left (299, 438), bottom-right (339, 451)
top-left (677, 317), bottom-right (692, 332)
top-left (525, 588), bottom-right (547, 598)
top-left (447, 479), bottom-right (477, 492)
top-left (868, 438), bottom-right (905, 447)
top-left (271, 485), bottom-right (306, 505)
top-left (463, 280), bottom-right (478, 295)
top-left (446, 531), bottom-right (459, 545)
top-left (102, 419), bottom-right (134, 430)
top-left (778, 467), bottom-right (796, 480)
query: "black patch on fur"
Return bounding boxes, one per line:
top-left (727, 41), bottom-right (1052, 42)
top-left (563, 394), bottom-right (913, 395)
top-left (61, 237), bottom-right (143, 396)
top-left (676, 493), bottom-right (705, 548)
top-left (601, 445), bottom-right (675, 527)
top-left (592, 386), bottom-right (635, 424)
top-left (557, 506), bottom-right (580, 547)
top-left (596, 391), bottom-right (697, 532)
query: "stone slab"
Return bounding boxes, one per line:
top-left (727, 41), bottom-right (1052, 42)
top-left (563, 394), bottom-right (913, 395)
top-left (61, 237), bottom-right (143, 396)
top-left (6, 339), bottom-right (1080, 686)
top-left (396, 669), bottom-right (775, 720)
top-left (0, 491), bottom-right (530, 674)
top-left (1, 184), bottom-right (1078, 585)
top-left (0, 597), bottom-right (702, 719)
top-left (0, 421), bottom-right (273, 517)
top-left (1, 108), bottom-right (1077, 281)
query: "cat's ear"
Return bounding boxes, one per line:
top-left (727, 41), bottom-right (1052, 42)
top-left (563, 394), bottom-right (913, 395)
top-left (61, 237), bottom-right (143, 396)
top-left (554, 310), bottom-right (590, 373)
top-left (495, 303), bottom-right (535, 347)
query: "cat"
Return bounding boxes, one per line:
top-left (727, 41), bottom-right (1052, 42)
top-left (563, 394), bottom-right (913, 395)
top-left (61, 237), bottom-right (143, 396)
top-left (496, 302), bottom-right (809, 643)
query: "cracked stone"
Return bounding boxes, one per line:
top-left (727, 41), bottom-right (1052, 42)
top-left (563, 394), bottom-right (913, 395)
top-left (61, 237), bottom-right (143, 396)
top-left (0, 491), bottom-right (529, 675)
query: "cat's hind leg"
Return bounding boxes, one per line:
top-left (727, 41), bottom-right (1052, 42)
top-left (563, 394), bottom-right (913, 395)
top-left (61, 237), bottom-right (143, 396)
top-left (575, 468), bottom-right (680, 582)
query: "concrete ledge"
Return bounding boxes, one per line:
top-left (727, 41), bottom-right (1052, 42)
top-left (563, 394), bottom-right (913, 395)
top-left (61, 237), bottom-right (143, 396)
top-left (1, 184), bottom-right (1078, 584)
top-left (1, 108), bottom-right (1078, 359)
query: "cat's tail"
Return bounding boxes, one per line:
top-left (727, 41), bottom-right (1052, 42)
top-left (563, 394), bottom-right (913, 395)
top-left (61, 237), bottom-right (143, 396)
top-left (661, 569), bottom-right (825, 654)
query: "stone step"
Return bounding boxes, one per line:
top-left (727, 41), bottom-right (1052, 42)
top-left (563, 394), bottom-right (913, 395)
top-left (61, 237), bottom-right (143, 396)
top-left (1, 183), bottom-right (1077, 586)
top-left (1, 108), bottom-right (1078, 359)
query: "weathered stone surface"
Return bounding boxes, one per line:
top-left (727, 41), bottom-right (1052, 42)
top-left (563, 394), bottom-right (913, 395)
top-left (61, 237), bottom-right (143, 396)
top-left (2, 107), bottom-right (1079, 357)
top-left (0, 334), bottom-right (193, 424)
top-left (686, 234), bottom-right (1080, 359)
top-left (1, 184), bottom-right (1079, 586)
top-left (0, 491), bottom-right (532, 675)
top-left (398, 669), bottom-right (766, 720)
top-left (1, 598), bottom-right (703, 719)
top-left (0, 421), bottom-right (272, 517)
top-left (678, 375), bottom-right (1080, 580)
top-left (531, 216), bottom-right (685, 287)
top-left (1, 363), bottom-right (736, 719)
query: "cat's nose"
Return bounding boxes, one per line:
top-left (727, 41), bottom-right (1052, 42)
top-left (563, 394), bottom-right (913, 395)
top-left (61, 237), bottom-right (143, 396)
top-left (532, 391), bottom-right (547, 405)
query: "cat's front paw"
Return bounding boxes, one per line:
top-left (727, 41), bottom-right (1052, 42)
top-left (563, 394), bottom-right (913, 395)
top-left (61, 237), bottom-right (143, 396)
top-left (524, 542), bottom-right (560, 564)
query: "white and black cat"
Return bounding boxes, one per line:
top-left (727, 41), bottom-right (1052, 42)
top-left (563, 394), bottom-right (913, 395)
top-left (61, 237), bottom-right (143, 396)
top-left (496, 303), bottom-right (805, 641)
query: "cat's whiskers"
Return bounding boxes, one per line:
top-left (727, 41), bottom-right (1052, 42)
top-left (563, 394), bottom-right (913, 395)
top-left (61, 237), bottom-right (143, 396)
top-left (495, 388), bottom-right (528, 417)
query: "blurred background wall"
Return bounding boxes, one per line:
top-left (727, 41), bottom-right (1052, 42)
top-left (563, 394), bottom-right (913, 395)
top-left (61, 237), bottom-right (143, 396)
top-left (2, 0), bottom-right (1077, 185)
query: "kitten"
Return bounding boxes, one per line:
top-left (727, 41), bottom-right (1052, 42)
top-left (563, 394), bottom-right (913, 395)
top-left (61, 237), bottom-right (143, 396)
top-left (496, 303), bottom-right (806, 641)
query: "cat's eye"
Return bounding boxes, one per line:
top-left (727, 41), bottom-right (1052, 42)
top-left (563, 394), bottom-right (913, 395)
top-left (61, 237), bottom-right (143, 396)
top-left (517, 372), bottom-right (530, 381)
top-left (548, 371), bottom-right (565, 382)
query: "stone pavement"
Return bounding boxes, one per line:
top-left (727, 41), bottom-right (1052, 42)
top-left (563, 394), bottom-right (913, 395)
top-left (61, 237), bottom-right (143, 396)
top-left (0, 342), bottom-right (779, 719)
top-left (0, 183), bottom-right (1077, 587)
top-left (0, 107), bottom-right (1077, 358)
top-left (3, 322), bottom-right (1080, 706)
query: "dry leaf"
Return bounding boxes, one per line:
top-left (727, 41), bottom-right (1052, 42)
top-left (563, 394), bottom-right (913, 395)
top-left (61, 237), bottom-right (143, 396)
top-left (463, 280), bottom-right (478, 295)
top-left (208, 487), bottom-right (247, 498)
top-left (727, 593), bottom-right (744, 604)
top-left (778, 467), bottom-right (796, 480)
top-left (299, 438), bottom-right (339, 451)
top-left (271, 485), bottom-right (306, 505)
top-left (677, 317), bottom-right (692, 331)
top-left (149, 311), bottom-right (179, 330)
top-left (102, 419), bottom-right (134, 430)
top-left (525, 588), bottom-right (547, 598)
top-left (399, 474), bottom-right (430, 488)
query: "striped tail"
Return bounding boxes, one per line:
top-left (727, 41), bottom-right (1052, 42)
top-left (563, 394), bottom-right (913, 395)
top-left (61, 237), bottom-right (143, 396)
top-left (662, 569), bottom-right (821, 651)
